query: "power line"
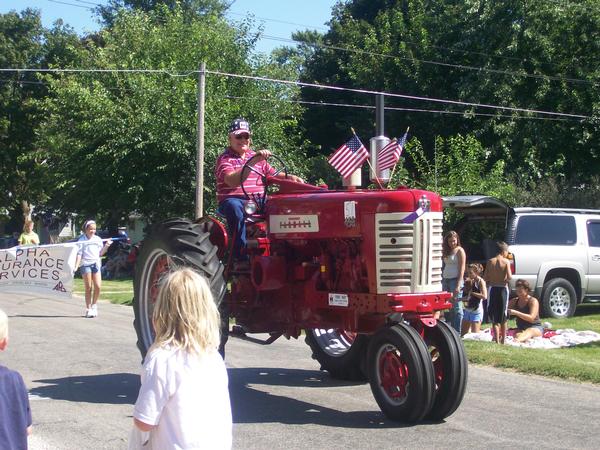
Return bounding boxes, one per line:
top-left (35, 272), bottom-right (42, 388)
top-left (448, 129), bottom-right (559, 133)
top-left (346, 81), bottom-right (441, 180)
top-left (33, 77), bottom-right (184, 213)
top-left (0, 67), bottom-right (589, 119)
top-left (0, 76), bottom-right (576, 122)
top-left (45, 0), bottom-right (94, 10)
top-left (225, 11), bottom-right (329, 32)
top-left (221, 95), bottom-right (578, 122)
top-left (205, 69), bottom-right (590, 119)
top-left (262, 34), bottom-right (598, 87)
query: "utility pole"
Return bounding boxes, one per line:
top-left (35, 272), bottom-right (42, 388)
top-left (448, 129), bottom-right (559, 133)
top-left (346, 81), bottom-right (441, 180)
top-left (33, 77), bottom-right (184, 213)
top-left (195, 61), bottom-right (206, 219)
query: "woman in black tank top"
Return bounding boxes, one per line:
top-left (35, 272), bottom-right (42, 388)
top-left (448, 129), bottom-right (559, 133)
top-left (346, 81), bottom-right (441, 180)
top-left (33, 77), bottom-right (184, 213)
top-left (507, 279), bottom-right (544, 343)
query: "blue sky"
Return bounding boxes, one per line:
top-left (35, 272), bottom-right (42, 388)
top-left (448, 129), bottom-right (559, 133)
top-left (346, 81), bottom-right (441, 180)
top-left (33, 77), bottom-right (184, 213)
top-left (0, 0), bottom-right (338, 54)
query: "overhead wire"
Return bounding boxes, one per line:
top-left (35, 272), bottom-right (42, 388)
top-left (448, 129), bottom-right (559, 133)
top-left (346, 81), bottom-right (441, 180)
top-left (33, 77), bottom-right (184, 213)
top-left (45, 0), bottom-right (94, 10)
top-left (0, 67), bottom-right (590, 119)
top-left (221, 95), bottom-right (579, 122)
top-left (262, 35), bottom-right (598, 86)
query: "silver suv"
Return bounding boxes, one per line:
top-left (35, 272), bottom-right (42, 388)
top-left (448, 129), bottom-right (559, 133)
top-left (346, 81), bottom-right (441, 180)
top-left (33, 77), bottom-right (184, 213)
top-left (444, 195), bottom-right (600, 318)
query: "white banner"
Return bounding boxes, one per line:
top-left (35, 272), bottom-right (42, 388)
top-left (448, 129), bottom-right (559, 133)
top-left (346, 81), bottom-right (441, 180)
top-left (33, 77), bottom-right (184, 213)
top-left (0, 244), bottom-right (79, 299)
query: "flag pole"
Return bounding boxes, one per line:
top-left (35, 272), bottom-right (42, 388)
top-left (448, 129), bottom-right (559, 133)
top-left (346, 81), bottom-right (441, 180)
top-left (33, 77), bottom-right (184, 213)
top-left (367, 159), bottom-right (384, 189)
top-left (351, 127), bottom-right (384, 189)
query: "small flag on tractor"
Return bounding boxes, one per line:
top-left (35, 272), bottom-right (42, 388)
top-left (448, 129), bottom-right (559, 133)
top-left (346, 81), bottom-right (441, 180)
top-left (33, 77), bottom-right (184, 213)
top-left (328, 134), bottom-right (369, 178)
top-left (377, 131), bottom-right (408, 171)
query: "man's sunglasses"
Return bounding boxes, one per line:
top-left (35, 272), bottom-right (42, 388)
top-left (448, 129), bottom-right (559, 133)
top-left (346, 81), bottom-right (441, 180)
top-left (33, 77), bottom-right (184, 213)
top-left (234, 133), bottom-right (250, 140)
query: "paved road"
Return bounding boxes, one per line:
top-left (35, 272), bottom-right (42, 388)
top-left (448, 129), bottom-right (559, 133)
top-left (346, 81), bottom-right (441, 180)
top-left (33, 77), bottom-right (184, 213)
top-left (1, 293), bottom-right (599, 449)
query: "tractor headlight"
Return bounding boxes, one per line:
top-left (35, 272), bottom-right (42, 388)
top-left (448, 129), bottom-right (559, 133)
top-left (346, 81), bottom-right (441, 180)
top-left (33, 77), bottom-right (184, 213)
top-left (244, 200), bottom-right (258, 215)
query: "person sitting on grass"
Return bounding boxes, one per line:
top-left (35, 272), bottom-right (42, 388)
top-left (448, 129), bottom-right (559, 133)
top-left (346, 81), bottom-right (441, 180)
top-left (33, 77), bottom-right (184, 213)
top-left (507, 279), bottom-right (544, 343)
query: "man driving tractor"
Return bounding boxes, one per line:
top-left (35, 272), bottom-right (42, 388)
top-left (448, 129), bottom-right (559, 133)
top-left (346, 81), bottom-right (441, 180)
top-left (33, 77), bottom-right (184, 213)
top-left (215, 118), bottom-right (303, 261)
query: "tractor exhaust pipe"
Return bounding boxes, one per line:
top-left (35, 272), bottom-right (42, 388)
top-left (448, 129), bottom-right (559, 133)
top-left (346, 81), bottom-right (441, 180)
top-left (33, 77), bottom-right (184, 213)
top-left (370, 94), bottom-right (391, 184)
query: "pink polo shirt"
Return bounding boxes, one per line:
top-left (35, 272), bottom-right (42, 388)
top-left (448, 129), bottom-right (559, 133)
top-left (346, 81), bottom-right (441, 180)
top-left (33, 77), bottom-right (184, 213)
top-left (215, 148), bottom-right (276, 203)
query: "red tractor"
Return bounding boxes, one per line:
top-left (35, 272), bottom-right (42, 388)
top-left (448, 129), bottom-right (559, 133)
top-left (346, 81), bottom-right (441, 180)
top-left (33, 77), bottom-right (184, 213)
top-left (133, 154), bottom-right (467, 423)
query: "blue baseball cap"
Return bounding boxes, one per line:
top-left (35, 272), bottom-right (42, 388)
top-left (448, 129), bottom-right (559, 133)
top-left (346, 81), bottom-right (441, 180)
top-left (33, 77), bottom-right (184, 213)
top-left (228, 118), bottom-right (251, 135)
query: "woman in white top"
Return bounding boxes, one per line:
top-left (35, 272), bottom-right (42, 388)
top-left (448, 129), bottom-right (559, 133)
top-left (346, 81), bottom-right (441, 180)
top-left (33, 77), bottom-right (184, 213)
top-left (442, 230), bottom-right (466, 333)
top-left (132, 268), bottom-right (232, 449)
top-left (75, 220), bottom-right (111, 318)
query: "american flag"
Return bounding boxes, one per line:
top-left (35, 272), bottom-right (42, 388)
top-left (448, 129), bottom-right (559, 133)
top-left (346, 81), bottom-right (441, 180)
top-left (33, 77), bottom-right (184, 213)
top-left (328, 134), bottom-right (369, 178)
top-left (377, 132), bottom-right (408, 171)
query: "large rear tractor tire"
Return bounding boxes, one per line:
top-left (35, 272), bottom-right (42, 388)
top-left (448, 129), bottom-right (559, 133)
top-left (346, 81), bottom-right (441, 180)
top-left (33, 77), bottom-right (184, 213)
top-left (367, 323), bottom-right (435, 423)
top-left (424, 321), bottom-right (468, 421)
top-left (305, 329), bottom-right (369, 381)
top-left (133, 218), bottom-right (227, 359)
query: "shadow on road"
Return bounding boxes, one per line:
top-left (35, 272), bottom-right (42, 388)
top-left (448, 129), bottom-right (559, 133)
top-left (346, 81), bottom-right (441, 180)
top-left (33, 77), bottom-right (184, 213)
top-left (30, 373), bottom-right (140, 405)
top-left (228, 367), bottom-right (436, 429)
top-left (13, 314), bottom-right (82, 319)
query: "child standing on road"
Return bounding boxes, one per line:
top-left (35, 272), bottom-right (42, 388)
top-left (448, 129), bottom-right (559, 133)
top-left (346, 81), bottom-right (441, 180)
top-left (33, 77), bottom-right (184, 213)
top-left (131, 268), bottom-right (232, 449)
top-left (0, 308), bottom-right (33, 450)
top-left (484, 241), bottom-right (512, 344)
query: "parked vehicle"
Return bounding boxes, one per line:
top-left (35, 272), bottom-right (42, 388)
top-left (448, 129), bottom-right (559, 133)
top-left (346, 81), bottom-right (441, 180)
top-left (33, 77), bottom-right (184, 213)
top-left (133, 154), bottom-right (468, 423)
top-left (444, 195), bottom-right (600, 319)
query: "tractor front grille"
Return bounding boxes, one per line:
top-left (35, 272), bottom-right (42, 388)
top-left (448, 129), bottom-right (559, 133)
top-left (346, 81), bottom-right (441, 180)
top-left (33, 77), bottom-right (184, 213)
top-left (375, 212), bottom-right (443, 294)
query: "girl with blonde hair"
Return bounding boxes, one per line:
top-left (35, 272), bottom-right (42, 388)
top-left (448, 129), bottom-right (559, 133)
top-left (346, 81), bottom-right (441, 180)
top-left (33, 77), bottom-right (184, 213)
top-left (75, 220), bottom-right (112, 318)
top-left (132, 268), bottom-right (232, 449)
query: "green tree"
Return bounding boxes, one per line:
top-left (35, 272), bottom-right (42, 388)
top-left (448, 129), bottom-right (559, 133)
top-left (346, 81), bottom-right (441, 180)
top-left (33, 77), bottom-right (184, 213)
top-left (292, 0), bottom-right (600, 184)
top-left (36, 5), bottom-right (308, 225)
top-left (0, 9), bottom-right (81, 223)
top-left (97, 0), bottom-right (228, 26)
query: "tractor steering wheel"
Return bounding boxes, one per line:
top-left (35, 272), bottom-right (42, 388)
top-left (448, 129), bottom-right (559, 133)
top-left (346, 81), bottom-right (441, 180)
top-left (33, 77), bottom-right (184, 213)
top-left (240, 153), bottom-right (288, 209)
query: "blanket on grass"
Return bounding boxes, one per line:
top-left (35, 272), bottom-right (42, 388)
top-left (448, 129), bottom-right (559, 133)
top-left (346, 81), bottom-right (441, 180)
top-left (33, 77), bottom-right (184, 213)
top-left (462, 327), bottom-right (600, 349)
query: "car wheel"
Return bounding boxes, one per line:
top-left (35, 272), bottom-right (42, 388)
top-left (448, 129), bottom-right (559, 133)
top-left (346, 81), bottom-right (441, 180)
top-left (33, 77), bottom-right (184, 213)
top-left (541, 278), bottom-right (577, 319)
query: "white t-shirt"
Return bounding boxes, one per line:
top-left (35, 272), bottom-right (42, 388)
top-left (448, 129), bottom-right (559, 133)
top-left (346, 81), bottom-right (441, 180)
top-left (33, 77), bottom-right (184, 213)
top-left (133, 346), bottom-right (232, 450)
top-left (77, 234), bottom-right (104, 267)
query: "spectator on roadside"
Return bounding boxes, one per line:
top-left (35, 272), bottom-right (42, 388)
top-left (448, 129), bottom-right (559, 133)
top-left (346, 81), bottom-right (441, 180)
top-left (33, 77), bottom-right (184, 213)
top-left (0, 308), bottom-right (33, 449)
top-left (131, 268), bottom-right (232, 449)
top-left (18, 220), bottom-right (39, 246)
top-left (441, 230), bottom-right (466, 333)
top-left (484, 241), bottom-right (512, 344)
top-left (7, 231), bottom-right (20, 248)
top-left (461, 263), bottom-right (487, 336)
top-left (75, 220), bottom-right (112, 318)
top-left (508, 279), bottom-right (544, 343)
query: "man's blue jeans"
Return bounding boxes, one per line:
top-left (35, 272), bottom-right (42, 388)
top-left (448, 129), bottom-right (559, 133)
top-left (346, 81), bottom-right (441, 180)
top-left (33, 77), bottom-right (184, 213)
top-left (218, 197), bottom-right (246, 260)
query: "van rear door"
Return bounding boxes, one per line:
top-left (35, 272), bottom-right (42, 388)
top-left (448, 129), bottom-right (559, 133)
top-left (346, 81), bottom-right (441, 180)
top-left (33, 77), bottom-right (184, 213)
top-left (442, 195), bottom-right (512, 263)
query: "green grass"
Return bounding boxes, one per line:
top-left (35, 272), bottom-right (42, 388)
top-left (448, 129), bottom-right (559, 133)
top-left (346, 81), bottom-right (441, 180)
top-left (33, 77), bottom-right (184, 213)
top-left (73, 277), bottom-right (133, 306)
top-left (464, 302), bottom-right (600, 384)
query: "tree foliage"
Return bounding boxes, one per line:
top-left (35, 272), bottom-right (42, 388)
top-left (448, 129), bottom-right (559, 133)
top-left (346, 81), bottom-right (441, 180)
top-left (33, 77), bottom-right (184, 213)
top-left (0, 9), bottom-right (81, 222)
top-left (35, 5), bottom-right (308, 225)
top-left (294, 0), bottom-right (600, 183)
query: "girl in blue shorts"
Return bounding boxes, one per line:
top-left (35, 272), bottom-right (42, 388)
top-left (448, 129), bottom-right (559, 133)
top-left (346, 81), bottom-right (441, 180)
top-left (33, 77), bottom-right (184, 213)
top-left (461, 263), bottom-right (487, 336)
top-left (75, 220), bottom-right (112, 318)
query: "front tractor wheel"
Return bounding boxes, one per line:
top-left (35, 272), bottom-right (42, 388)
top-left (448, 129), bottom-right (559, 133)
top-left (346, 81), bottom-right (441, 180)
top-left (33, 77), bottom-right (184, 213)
top-left (133, 218), bottom-right (226, 359)
top-left (367, 323), bottom-right (435, 423)
top-left (424, 321), bottom-right (468, 421)
top-left (305, 329), bottom-right (369, 381)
